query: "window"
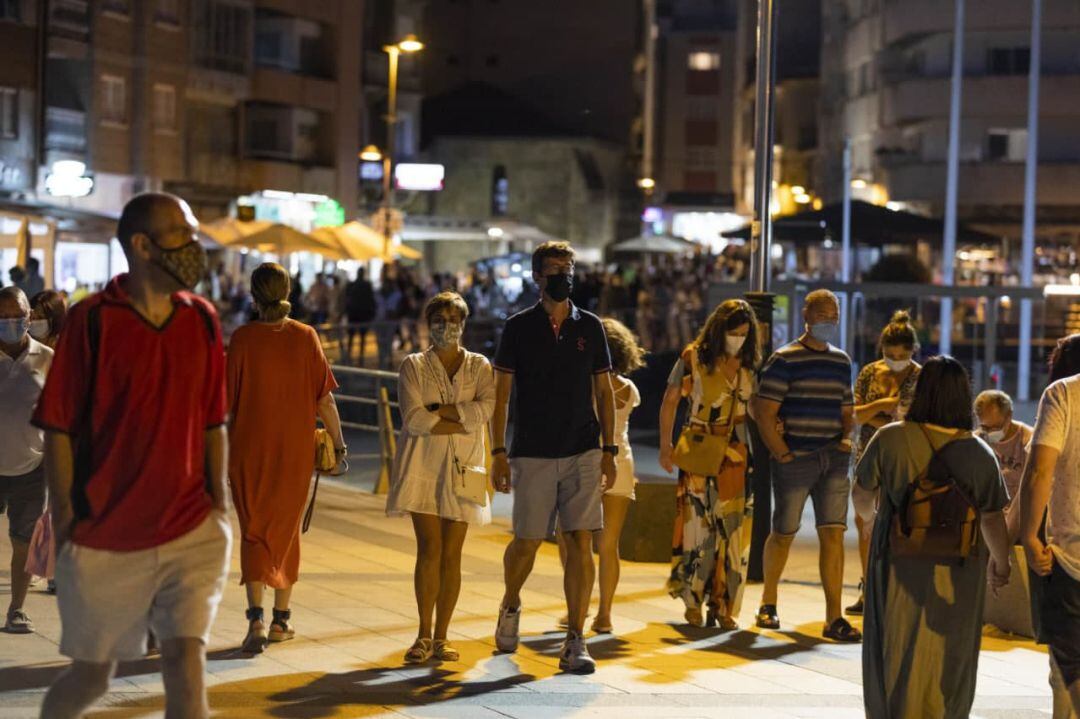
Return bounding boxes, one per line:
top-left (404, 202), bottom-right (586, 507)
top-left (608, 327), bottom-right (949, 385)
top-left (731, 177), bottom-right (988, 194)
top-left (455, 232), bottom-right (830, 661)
top-left (155, 0), bottom-right (180, 25)
top-left (685, 96), bottom-right (716, 120)
top-left (986, 128), bottom-right (1027, 162)
top-left (0, 88), bottom-right (17, 139)
top-left (987, 47), bottom-right (1030, 75)
top-left (100, 0), bottom-right (130, 15)
top-left (193, 0), bottom-right (251, 74)
top-left (0, 0), bottom-right (20, 21)
top-left (685, 146), bottom-right (721, 170)
top-left (100, 75), bottom-right (126, 125)
top-left (153, 84), bottom-right (176, 131)
top-left (688, 51), bottom-right (721, 71)
top-left (491, 165), bottom-right (509, 217)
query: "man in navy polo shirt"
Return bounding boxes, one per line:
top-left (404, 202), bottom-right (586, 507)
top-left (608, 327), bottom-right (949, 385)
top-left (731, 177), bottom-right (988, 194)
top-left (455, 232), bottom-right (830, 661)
top-left (491, 241), bottom-right (618, 674)
top-left (35, 193), bottom-right (231, 719)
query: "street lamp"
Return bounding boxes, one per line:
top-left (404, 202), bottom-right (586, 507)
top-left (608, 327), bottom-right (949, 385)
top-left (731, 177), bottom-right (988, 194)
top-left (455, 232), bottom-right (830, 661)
top-left (359, 145), bottom-right (383, 162)
top-left (380, 35), bottom-right (424, 256)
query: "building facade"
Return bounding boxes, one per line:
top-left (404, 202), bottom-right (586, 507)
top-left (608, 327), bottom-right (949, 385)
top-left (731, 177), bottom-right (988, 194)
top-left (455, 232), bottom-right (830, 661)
top-left (818, 0), bottom-right (1080, 244)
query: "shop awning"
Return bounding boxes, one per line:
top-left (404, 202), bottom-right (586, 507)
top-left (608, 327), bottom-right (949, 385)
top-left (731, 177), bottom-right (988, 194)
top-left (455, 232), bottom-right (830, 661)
top-left (200, 218), bottom-right (345, 258)
top-left (725, 201), bottom-right (1001, 247)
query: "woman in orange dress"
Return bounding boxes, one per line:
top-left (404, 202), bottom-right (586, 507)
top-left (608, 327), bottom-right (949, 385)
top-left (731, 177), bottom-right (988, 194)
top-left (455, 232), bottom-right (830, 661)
top-left (227, 262), bottom-right (346, 654)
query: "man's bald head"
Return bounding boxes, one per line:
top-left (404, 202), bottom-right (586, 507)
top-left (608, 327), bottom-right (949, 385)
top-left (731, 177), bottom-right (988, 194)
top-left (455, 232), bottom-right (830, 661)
top-left (116, 192), bottom-right (189, 254)
top-left (0, 286), bottom-right (30, 318)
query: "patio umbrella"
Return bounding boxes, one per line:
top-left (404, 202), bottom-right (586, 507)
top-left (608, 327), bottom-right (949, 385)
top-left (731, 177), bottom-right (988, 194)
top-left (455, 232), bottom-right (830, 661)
top-left (611, 235), bottom-right (698, 255)
top-left (200, 218), bottom-right (344, 259)
top-left (313, 221), bottom-right (422, 261)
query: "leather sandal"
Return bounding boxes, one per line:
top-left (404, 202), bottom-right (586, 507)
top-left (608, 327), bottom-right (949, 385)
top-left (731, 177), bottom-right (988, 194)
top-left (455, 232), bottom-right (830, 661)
top-left (241, 607), bottom-right (268, 654)
top-left (268, 608), bottom-right (295, 643)
top-left (823, 617), bottom-right (862, 643)
top-left (755, 604), bottom-right (780, 630)
top-left (404, 637), bottom-right (434, 664)
top-left (432, 639), bottom-right (459, 662)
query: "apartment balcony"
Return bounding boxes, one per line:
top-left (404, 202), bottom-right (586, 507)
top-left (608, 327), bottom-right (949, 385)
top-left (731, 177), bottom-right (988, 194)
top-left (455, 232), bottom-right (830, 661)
top-left (251, 68), bottom-right (336, 113)
top-left (880, 159), bottom-right (1080, 206)
top-left (241, 159), bottom-right (335, 195)
top-left (881, 75), bottom-right (1080, 127)
top-left (48, 0), bottom-right (90, 45)
top-left (883, 0), bottom-right (1035, 46)
top-left (243, 102), bottom-right (333, 166)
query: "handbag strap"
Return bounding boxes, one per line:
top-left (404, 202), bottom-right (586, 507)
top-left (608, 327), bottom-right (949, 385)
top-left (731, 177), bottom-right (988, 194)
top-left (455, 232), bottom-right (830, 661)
top-left (685, 350), bottom-right (743, 439)
top-left (302, 474), bottom-right (320, 534)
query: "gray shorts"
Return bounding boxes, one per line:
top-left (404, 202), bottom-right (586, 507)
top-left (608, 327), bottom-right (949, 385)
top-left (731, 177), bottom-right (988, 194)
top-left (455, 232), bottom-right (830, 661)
top-left (1, 464), bottom-right (46, 543)
top-left (771, 446), bottom-right (851, 535)
top-left (511, 449), bottom-right (604, 539)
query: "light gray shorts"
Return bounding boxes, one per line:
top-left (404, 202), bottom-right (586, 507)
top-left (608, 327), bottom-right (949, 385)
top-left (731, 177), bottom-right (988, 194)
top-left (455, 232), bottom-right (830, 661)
top-left (55, 509), bottom-right (232, 663)
top-left (511, 449), bottom-right (604, 539)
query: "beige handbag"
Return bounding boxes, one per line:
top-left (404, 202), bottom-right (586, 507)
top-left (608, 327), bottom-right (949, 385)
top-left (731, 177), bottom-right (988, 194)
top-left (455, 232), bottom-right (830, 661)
top-left (672, 364), bottom-right (741, 477)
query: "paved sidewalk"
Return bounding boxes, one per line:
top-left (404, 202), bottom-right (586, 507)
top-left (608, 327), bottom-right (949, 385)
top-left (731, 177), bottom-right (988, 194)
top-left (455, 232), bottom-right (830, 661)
top-left (0, 482), bottom-right (1056, 719)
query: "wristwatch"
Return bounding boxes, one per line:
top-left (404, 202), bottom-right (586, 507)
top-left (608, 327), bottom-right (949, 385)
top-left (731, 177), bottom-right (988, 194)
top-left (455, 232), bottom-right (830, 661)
top-left (602, 445), bottom-right (619, 457)
top-left (491, 447), bottom-right (507, 457)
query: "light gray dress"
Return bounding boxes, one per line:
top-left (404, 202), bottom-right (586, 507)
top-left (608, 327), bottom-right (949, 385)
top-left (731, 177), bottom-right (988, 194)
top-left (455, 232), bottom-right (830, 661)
top-left (855, 422), bottom-right (1008, 719)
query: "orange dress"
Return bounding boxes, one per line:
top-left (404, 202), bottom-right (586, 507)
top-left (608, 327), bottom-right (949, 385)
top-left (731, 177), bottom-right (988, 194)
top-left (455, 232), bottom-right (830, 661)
top-left (227, 319), bottom-right (338, 588)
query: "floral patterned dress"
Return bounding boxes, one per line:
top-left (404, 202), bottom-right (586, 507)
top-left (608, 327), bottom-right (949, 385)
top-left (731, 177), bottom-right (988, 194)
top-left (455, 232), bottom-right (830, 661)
top-left (666, 346), bottom-right (755, 616)
top-left (854, 359), bottom-right (921, 464)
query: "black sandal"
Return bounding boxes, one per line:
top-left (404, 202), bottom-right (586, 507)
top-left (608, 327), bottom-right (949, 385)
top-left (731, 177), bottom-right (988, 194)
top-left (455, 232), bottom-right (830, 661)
top-left (755, 604), bottom-right (780, 630)
top-left (268, 608), bottom-right (295, 643)
top-left (242, 607), bottom-right (268, 654)
top-left (823, 617), bottom-right (862, 643)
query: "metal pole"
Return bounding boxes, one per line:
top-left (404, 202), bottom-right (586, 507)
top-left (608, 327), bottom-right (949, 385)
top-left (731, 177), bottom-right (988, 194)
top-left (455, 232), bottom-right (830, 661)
top-left (745, 0), bottom-right (778, 583)
top-left (940, 0), bottom-right (964, 357)
top-left (642, 0), bottom-right (657, 183)
top-left (841, 139), bottom-right (853, 351)
top-left (1018, 0), bottom-right (1041, 401)
top-left (381, 47), bottom-right (400, 258)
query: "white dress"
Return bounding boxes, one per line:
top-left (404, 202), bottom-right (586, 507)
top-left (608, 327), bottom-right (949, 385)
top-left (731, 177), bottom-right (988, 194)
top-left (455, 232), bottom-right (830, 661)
top-left (607, 377), bottom-right (640, 499)
top-left (386, 349), bottom-right (495, 524)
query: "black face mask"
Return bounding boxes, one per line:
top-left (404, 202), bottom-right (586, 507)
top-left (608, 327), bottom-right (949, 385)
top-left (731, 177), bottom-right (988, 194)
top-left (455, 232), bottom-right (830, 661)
top-left (544, 273), bottom-right (573, 302)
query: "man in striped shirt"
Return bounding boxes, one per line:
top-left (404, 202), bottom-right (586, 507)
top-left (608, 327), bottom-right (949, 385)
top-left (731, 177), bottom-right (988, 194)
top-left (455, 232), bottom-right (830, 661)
top-left (752, 289), bottom-right (861, 642)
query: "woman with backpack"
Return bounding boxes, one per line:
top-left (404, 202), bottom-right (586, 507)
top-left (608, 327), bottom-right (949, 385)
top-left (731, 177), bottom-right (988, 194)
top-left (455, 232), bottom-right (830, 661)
top-left (853, 355), bottom-right (1012, 718)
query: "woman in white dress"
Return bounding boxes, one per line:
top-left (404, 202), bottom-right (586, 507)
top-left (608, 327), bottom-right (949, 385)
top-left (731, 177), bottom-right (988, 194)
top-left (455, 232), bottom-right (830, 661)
top-left (591, 318), bottom-right (646, 633)
top-left (387, 292), bottom-right (495, 664)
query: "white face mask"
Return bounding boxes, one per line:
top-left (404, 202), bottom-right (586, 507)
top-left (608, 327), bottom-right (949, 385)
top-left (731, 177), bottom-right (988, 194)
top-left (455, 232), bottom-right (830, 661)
top-left (883, 356), bottom-right (912, 373)
top-left (725, 334), bottom-right (747, 356)
top-left (28, 319), bottom-right (50, 341)
top-left (984, 429), bottom-right (1006, 444)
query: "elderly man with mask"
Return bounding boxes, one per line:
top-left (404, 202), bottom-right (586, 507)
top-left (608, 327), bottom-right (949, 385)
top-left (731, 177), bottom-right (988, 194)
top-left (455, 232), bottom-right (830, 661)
top-left (975, 390), bottom-right (1033, 541)
top-left (0, 286), bottom-right (53, 634)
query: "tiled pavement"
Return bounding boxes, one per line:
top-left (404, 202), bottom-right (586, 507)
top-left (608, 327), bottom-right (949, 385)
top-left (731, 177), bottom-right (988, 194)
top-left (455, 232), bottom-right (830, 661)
top-left (0, 481), bottom-right (1056, 718)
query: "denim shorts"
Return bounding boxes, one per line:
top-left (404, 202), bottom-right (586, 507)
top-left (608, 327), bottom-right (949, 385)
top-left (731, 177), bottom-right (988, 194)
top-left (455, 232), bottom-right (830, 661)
top-left (770, 446), bottom-right (851, 535)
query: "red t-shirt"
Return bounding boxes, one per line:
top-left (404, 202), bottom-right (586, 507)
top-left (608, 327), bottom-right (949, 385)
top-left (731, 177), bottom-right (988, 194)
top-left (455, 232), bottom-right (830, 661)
top-left (32, 275), bottom-right (227, 551)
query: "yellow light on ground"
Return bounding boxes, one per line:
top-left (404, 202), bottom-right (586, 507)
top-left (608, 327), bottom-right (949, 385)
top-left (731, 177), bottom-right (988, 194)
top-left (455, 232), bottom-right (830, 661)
top-left (637, 177), bottom-right (656, 190)
top-left (397, 34), bottom-right (424, 53)
top-left (851, 179), bottom-right (868, 189)
top-left (359, 145), bottom-right (383, 161)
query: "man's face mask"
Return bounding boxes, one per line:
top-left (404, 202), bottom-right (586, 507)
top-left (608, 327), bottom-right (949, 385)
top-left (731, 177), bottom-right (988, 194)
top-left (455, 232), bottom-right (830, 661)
top-left (0, 317), bottom-right (27, 345)
top-left (149, 234), bottom-right (208, 291)
top-left (544, 273), bottom-right (573, 302)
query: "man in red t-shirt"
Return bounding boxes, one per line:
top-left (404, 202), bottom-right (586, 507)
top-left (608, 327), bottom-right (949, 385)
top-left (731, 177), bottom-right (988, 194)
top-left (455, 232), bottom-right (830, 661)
top-left (35, 193), bottom-right (231, 719)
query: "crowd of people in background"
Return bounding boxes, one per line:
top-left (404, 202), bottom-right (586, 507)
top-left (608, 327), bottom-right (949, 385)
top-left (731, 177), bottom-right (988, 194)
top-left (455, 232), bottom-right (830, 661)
top-left (2, 193), bottom-right (1079, 719)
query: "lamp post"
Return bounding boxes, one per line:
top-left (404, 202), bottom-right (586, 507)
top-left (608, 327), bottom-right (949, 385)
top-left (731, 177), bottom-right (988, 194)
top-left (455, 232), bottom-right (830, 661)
top-left (380, 34), bottom-right (423, 257)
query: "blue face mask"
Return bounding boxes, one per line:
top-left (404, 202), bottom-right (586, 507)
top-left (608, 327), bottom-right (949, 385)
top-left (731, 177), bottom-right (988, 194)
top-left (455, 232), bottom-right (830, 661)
top-left (809, 322), bottom-right (839, 345)
top-left (0, 318), bottom-right (27, 345)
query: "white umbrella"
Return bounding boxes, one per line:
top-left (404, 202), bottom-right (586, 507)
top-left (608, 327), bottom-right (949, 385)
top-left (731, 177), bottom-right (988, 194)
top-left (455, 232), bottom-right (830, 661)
top-left (611, 235), bottom-right (697, 254)
top-left (312, 221), bottom-right (422, 261)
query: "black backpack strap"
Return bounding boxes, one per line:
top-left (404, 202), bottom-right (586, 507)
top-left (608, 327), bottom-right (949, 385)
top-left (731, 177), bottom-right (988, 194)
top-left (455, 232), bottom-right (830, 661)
top-left (71, 304), bottom-right (101, 522)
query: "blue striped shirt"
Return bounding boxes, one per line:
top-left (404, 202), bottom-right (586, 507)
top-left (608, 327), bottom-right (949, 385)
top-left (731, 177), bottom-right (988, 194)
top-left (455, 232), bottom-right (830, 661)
top-left (757, 340), bottom-right (854, 454)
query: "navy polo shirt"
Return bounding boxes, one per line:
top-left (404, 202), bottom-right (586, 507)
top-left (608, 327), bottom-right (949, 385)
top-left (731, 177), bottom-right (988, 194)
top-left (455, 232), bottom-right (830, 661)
top-left (494, 302), bottom-right (612, 459)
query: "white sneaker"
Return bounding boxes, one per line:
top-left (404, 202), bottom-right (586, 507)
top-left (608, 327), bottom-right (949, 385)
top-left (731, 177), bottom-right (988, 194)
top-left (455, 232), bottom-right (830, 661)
top-left (495, 605), bottom-right (521, 653)
top-left (559, 633), bottom-right (596, 674)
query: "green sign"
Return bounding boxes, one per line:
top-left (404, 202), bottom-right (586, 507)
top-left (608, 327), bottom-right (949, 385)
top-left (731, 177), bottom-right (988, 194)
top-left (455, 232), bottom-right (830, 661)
top-left (314, 199), bottom-right (345, 228)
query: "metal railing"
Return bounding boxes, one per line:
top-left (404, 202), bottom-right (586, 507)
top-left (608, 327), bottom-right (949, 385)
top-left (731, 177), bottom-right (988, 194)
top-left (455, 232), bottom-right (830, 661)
top-left (331, 365), bottom-right (400, 494)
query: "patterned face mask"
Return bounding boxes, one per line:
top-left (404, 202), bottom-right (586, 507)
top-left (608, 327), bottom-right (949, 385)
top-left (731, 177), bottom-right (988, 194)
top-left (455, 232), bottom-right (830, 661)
top-left (151, 238), bottom-right (208, 290)
top-left (429, 321), bottom-right (463, 348)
